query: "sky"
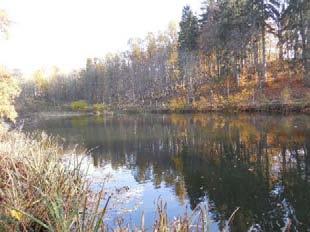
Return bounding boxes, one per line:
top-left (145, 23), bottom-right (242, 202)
top-left (0, 0), bottom-right (201, 75)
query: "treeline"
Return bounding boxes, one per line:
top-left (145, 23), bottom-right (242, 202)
top-left (21, 0), bottom-right (310, 109)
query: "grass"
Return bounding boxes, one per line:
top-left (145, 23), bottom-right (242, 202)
top-left (0, 127), bottom-right (237, 231)
top-left (0, 128), bottom-right (108, 231)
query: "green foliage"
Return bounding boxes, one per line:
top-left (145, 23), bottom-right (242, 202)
top-left (0, 68), bottom-right (20, 121)
top-left (15, 0), bottom-right (310, 112)
top-left (93, 103), bottom-right (106, 115)
top-left (70, 100), bottom-right (88, 111)
top-left (178, 5), bottom-right (199, 52)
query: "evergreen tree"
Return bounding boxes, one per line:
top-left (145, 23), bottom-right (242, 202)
top-left (281, 0), bottom-right (310, 86)
top-left (249, 0), bottom-right (280, 86)
top-left (178, 5), bottom-right (199, 52)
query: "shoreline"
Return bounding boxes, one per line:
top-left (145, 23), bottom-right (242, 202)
top-left (15, 102), bottom-right (310, 123)
top-left (117, 102), bottom-right (310, 115)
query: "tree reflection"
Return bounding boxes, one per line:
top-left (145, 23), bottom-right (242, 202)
top-left (32, 114), bottom-right (310, 231)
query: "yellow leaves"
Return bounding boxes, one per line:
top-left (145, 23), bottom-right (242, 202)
top-left (280, 87), bottom-right (292, 104)
top-left (0, 68), bottom-right (20, 121)
top-left (227, 88), bottom-right (254, 105)
top-left (70, 100), bottom-right (88, 111)
top-left (93, 103), bottom-right (106, 115)
top-left (192, 96), bottom-right (210, 110)
top-left (128, 38), bottom-right (144, 61)
top-left (167, 49), bottom-right (180, 81)
top-left (168, 98), bottom-right (187, 112)
top-left (33, 70), bottom-right (48, 93)
top-left (10, 209), bottom-right (23, 221)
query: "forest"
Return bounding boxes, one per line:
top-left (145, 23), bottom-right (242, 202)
top-left (18, 0), bottom-right (310, 113)
top-left (1, 0), bottom-right (310, 231)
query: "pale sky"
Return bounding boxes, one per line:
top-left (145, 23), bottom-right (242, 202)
top-left (0, 0), bottom-right (201, 75)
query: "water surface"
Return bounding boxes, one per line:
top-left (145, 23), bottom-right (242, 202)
top-left (27, 113), bottom-right (310, 231)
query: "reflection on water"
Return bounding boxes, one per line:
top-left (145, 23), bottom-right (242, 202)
top-left (28, 114), bottom-right (310, 231)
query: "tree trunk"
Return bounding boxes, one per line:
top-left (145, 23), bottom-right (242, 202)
top-left (217, 51), bottom-right (221, 79)
top-left (186, 52), bottom-right (194, 104)
top-left (253, 40), bottom-right (259, 74)
top-left (261, 0), bottom-right (267, 88)
top-left (261, 24), bottom-right (267, 88)
top-left (278, 4), bottom-right (284, 62)
top-left (300, 9), bottom-right (310, 86)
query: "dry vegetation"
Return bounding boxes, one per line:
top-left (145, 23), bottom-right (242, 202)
top-left (0, 128), bottom-right (110, 231)
top-left (0, 127), bottom-right (226, 232)
top-left (170, 72), bottom-right (310, 114)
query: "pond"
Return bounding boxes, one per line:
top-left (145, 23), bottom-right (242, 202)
top-left (26, 113), bottom-right (310, 231)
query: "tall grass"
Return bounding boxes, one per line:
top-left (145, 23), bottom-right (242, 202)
top-left (0, 129), bottom-right (109, 231)
top-left (0, 128), bottom-right (237, 231)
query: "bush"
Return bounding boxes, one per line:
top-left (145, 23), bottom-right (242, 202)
top-left (168, 98), bottom-right (187, 112)
top-left (70, 100), bottom-right (88, 111)
top-left (280, 87), bottom-right (292, 104)
top-left (93, 103), bottom-right (106, 115)
top-left (0, 67), bottom-right (20, 121)
top-left (256, 93), bottom-right (270, 105)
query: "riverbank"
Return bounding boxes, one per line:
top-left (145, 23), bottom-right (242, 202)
top-left (0, 128), bottom-right (108, 231)
top-left (0, 128), bottom-right (212, 231)
top-left (115, 101), bottom-right (310, 115)
top-left (16, 102), bottom-right (310, 126)
top-left (16, 78), bottom-right (310, 118)
top-left (15, 98), bottom-right (114, 123)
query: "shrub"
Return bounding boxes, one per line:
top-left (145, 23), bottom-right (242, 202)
top-left (256, 93), bottom-right (270, 105)
top-left (0, 67), bottom-right (20, 122)
top-left (93, 103), bottom-right (106, 115)
top-left (280, 87), bottom-right (292, 104)
top-left (70, 100), bottom-right (88, 111)
top-left (168, 98), bottom-right (187, 112)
